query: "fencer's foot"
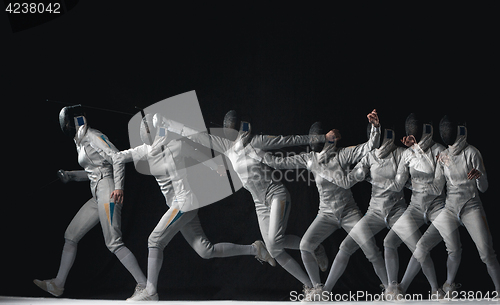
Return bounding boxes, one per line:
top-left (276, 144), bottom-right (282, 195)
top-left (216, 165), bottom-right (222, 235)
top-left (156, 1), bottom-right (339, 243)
top-left (127, 284), bottom-right (146, 301)
top-left (309, 283), bottom-right (325, 302)
top-left (33, 279), bottom-right (64, 297)
top-left (314, 244), bottom-right (328, 272)
top-left (126, 287), bottom-right (158, 301)
top-left (384, 281), bottom-right (395, 301)
top-left (442, 282), bottom-right (461, 294)
top-left (385, 281), bottom-right (404, 301)
top-left (302, 284), bottom-right (326, 302)
top-left (253, 240), bottom-right (276, 267)
top-left (430, 288), bottom-right (445, 301)
top-left (301, 285), bottom-right (314, 302)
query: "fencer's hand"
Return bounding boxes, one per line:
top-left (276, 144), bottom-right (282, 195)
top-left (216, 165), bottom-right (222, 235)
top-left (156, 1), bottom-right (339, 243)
top-left (401, 135), bottom-right (416, 147)
top-left (57, 169), bottom-right (70, 183)
top-left (217, 164), bottom-right (227, 177)
top-left (326, 129), bottom-right (341, 143)
top-left (467, 168), bottom-right (482, 180)
top-left (367, 109), bottom-right (380, 127)
top-left (111, 189), bottom-right (124, 204)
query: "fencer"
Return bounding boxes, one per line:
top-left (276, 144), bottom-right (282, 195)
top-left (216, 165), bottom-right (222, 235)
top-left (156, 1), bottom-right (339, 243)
top-left (368, 113), bottom-right (446, 299)
top-left (161, 110), bottom-right (335, 293)
top-left (413, 115), bottom-right (500, 295)
top-left (261, 109), bottom-right (382, 300)
top-left (319, 126), bottom-right (408, 299)
top-left (34, 105), bottom-right (147, 298)
top-left (107, 113), bottom-right (275, 301)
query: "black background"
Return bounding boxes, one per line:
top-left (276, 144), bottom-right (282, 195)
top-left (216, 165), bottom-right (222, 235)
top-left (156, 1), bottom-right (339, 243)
top-left (1, 2), bottom-right (499, 301)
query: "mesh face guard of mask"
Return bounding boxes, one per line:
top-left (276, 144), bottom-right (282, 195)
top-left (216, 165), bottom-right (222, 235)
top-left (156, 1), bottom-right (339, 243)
top-left (59, 105), bottom-right (86, 137)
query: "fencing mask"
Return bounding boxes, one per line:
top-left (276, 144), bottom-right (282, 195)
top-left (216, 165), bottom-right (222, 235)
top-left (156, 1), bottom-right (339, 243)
top-left (439, 115), bottom-right (458, 146)
top-left (376, 129), bottom-right (397, 159)
top-left (406, 113), bottom-right (434, 152)
top-left (223, 110), bottom-right (241, 141)
top-left (59, 105), bottom-right (86, 138)
top-left (405, 113), bottom-right (422, 140)
top-left (440, 115), bottom-right (468, 155)
top-left (309, 122), bottom-right (324, 153)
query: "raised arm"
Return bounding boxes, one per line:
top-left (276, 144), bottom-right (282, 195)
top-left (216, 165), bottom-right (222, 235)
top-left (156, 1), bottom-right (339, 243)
top-left (336, 109), bottom-right (381, 166)
top-left (339, 124), bottom-right (381, 166)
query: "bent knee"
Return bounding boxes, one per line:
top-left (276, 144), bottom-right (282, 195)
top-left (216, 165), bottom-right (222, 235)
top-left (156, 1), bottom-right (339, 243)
top-left (447, 247), bottom-right (462, 259)
top-left (63, 232), bottom-right (80, 245)
top-left (64, 229), bottom-right (82, 244)
top-left (363, 247), bottom-right (383, 264)
top-left (266, 240), bottom-right (284, 258)
top-left (105, 238), bottom-right (124, 253)
top-left (195, 245), bottom-right (215, 259)
top-left (299, 239), bottom-right (317, 253)
top-left (339, 236), bottom-right (360, 257)
top-left (383, 238), bottom-right (402, 250)
top-left (479, 250), bottom-right (497, 265)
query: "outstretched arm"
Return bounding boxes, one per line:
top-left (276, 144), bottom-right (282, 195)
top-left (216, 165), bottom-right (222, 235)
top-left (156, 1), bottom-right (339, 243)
top-left (250, 129), bottom-right (339, 151)
top-left (262, 151), bottom-right (310, 170)
top-left (57, 170), bottom-right (90, 183)
top-left (165, 119), bottom-right (233, 155)
top-left (181, 141), bottom-right (220, 172)
top-left (250, 134), bottom-right (324, 150)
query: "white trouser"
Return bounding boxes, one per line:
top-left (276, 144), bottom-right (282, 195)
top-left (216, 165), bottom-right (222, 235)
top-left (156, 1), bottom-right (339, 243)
top-left (416, 202), bottom-right (497, 266)
top-left (148, 207), bottom-right (219, 259)
top-left (388, 203), bottom-right (443, 253)
top-left (300, 207), bottom-right (363, 254)
top-left (64, 177), bottom-right (124, 253)
top-left (341, 204), bottom-right (406, 262)
top-left (254, 185), bottom-right (292, 258)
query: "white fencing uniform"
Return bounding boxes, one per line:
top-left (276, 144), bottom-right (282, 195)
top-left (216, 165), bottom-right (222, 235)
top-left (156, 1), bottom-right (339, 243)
top-left (34, 123), bottom-right (146, 298)
top-left (64, 124), bottom-right (125, 252)
top-left (262, 125), bottom-right (381, 288)
top-left (166, 119), bottom-right (326, 287)
top-left (369, 126), bottom-right (446, 293)
top-left (414, 127), bottom-right (500, 292)
top-left (320, 129), bottom-right (407, 291)
top-left (111, 132), bottom-right (275, 300)
top-left (112, 138), bottom-right (223, 254)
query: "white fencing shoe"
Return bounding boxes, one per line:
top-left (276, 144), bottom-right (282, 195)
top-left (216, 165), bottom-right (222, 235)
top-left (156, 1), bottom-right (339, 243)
top-left (127, 284), bottom-right (146, 301)
top-left (33, 279), bottom-right (64, 297)
top-left (314, 244), bottom-right (328, 272)
top-left (253, 240), bottom-right (276, 267)
top-left (442, 282), bottom-right (461, 293)
top-left (126, 287), bottom-right (159, 301)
